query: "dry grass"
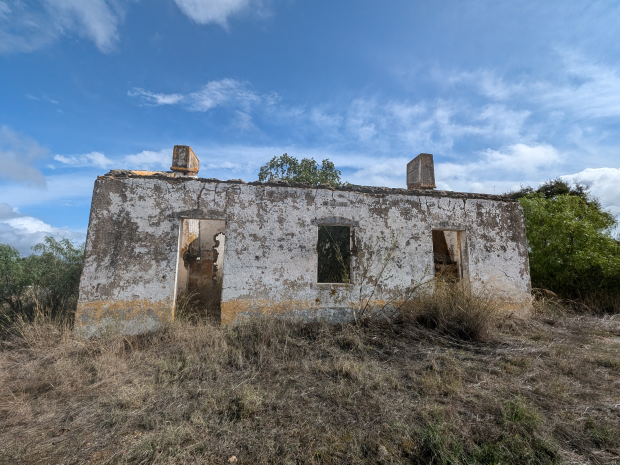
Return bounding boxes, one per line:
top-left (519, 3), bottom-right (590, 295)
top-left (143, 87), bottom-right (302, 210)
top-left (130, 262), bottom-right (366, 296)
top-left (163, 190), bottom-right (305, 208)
top-left (532, 288), bottom-right (620, 316)
top-left (1, 290), bottom-right (620, 464)
top-left (401, 282), bottom-right (505, 342)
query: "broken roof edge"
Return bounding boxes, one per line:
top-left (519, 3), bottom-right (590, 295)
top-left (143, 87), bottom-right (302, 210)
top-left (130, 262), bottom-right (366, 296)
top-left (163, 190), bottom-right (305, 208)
top-left (101, 170), bottom-right (517, 202)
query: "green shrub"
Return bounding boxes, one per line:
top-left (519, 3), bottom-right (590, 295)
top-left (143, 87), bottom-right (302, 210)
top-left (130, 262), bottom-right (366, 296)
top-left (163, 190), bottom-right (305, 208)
top-left (0, 243), bottom-right (28, 314)
top-left (0, 236), bottom-right (84, 327)
top-left (509, 179), bottom-right (620, 310)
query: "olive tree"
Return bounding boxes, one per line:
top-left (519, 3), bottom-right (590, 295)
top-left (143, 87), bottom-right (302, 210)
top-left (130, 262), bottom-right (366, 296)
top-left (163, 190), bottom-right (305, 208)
top-left (258, 153), bottom-right (345, 186)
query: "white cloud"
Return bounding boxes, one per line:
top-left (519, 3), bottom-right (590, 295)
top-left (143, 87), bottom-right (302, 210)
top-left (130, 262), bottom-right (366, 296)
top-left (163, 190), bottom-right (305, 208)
top-left (49, 148), bottom-right (169, 172)
top-left (54, 151), bottom-right (115, 168)
top-left (1, 0), bottom-right (270, 54)
top-left (446, 70), bottom-right (525, 100)
top-left (434, 143), bottom-right (562, 193)
top-left (174, 143), bottom-right (412, 188)
top-left (452, 53), bottom-right (620, 121)
top-left (0, 203), bottom-right (85, 255)
top-left (52, 148), bottom-right (174, 171)
top-left (128, 76), bottom-right (536, 159)
top-left (42, 0), bottom-right (124, 52)
top-left (535, 52), bottom-right (620, 119)
top-left (126, 89), bottom-right (185, 106)
top-left (474, 105), bottom-right (532, 141)
top-left (480, 143), bottom-right (560, 175)
top-left (129, 79), bottom-right (266, 113)
top-left (0, 174), bottom-right (95, 209)
top-left (0, 3), bottom-right (56, 54)
top-left (26, 93), bottom-right (59, 104)
top-left (0, 126), bottom-right (48, 187)
top-left (188, 79), bottom-right (263, 111)
top-left (300, 98), bottom-right (532, 157)
top-left (173, 0), bottom-right (255, 27)
top-left (0, 0), bottom-right (127, 54)
top-left (478, 71), bottom-right (525, 100)
top-left (120, 57), bottom-right (618, 197)
top-left (0, 1), bottom-right (11, 18)
top-left (48, 148), bottom-right (180, 172)
top-left (562, 168), bottom-right (620, 220)
top-left (346, 156), bottom-right (410, 188)
top-left (124, 149), bottom-right (171, 170)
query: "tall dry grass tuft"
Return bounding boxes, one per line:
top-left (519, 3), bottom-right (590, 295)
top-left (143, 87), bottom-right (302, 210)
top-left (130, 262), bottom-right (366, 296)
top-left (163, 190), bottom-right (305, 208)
top-left (532, 287), bottom-right (620, 317)
top-left (400, 281), bottom-right (503, 342)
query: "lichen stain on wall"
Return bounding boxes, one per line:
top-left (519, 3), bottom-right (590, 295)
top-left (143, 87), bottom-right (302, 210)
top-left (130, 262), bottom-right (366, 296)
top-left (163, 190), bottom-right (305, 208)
top-left (75, 298), bottom-right (173, 337)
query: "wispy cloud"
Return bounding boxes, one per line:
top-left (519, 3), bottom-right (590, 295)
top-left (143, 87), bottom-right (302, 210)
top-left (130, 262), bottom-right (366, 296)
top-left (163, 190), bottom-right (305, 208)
top-left (0, 1), bottom-right (10, 18)
top-left (121, 53), bottom-right (620, 217)
top-left (126, 90), bottom-right (185, 106)
top-left (445, 69), bottom-right (525, 101)
top-left (26, 93), bottom-right (59, 104)
top-left (43, 0), bottom-right (126, 53)
top-left (53, 149), bottom-right (172, 171)
top-left (435, 143), bottom-right (561, 192)
top-left (535, 52), bottom-right (620, 119)
top-left (0, 0), bottom-right (128, 54)
top-left (54, 152), bottom-right (115, 169)
top-left (124, 149), bottom-right (171, 170)
top-left (452, 52), bottom-right (620, 120)
top-left (128, 78), bottom-right (269, 112)
top-left (280, 98), bottom-right (533, 157)
top-left (172, 0), bottom-right (267, 27)
top-left (0, 0), bottom-right (272, 54)
top-left (480, 143), bottom-right (560, 176)
top-left (128, 78), bottom-right (537, 161)
top-left (0, 126), bottom-right (49, 187)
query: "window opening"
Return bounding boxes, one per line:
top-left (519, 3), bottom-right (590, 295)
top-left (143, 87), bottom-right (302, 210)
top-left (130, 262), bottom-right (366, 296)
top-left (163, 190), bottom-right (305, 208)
top-left (432, 230), bottom-right (462, 281)
top-left (317, 225), bottom-right (351, 283)
top-left (175, 219), bottom-right (226, 321)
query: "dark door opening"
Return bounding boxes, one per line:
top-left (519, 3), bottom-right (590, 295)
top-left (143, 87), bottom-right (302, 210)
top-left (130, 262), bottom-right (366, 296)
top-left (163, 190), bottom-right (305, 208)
top-left (317, 225), bottom-right (351, 283)
top-left (175, 219), bottom-right (226, 320)
top-left (432, 230), bottom-right (462, 281)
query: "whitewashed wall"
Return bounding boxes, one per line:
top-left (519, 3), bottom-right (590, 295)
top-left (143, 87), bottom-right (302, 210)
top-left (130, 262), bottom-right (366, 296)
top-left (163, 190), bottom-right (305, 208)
top-left (75, 173), bottom-right (530, 335)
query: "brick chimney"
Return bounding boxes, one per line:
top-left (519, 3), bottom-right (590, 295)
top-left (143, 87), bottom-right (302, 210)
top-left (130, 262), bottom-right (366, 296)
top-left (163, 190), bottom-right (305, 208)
top-left (407, 153), bottom-right (436, 190)
top-left (171, 145), bottom-right (199, 177)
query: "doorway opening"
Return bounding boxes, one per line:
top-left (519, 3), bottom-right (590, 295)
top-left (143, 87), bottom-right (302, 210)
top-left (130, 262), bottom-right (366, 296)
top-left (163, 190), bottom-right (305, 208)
top-left (175, 219), bottom-right (226, 321)
top-left (432, 230), bottom-right (462, 281)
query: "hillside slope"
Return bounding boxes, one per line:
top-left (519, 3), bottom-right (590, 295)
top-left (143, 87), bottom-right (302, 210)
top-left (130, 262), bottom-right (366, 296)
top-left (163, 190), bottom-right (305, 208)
top-left (1, 311), bottom-right (619, 464)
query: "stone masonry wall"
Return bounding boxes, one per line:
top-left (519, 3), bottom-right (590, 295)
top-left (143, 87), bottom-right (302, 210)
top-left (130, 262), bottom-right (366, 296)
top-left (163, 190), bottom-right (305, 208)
top-left (75, 173), bottom-right (530, 336)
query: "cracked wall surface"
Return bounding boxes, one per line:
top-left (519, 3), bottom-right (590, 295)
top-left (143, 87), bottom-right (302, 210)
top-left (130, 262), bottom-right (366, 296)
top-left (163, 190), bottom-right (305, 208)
top-left (75, 172), bottom-right (530, 335)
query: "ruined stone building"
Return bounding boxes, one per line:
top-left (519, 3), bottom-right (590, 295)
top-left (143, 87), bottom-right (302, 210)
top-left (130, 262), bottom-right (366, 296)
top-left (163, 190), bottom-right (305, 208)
top-left (75, 147), bottom-right (531, 336)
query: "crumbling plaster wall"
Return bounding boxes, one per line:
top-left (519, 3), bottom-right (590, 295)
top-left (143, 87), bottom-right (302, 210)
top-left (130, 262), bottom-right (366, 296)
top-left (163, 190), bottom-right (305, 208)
top-left (75, 173), bottom-right (530, 335)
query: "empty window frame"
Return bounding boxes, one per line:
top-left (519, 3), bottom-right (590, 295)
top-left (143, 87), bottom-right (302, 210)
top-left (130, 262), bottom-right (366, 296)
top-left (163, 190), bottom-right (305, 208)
top-left (317, 225), bottom-right (351, 283)
top-left (175, 219), bottom-right (226, 320)
top-left (432, 230), bottom-right (462, 281)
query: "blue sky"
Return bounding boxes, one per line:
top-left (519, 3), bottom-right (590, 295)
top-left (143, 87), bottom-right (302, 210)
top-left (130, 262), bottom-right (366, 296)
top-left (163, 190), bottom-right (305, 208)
top-left (1, 0), bottom-right (620, 254)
